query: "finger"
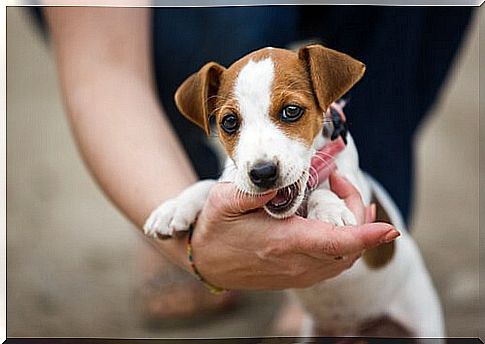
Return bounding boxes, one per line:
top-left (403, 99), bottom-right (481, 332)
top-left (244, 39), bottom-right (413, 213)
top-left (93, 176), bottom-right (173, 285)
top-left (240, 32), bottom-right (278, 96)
top-left (329, 171), bottom-right (359, 199)
top-left (210, 182), bottom-right (277, 214)
top-left (365, 203), bottom-right (377, 223)
top-left (329, 172), bottom-right (365, 223)
top-left (295, 218), bottom-right (400, 257)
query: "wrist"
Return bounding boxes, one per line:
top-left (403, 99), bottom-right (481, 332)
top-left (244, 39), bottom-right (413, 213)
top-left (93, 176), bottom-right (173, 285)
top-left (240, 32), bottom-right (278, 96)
top-left (187, 225), bottom-right (227, 294)
top-left (149, 234), bottom-right (192, 273)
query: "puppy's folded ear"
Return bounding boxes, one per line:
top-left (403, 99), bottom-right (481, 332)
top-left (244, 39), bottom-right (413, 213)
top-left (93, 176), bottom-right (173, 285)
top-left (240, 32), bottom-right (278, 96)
top-left (298, 45), bottom-right (365, 111)
top-left (175, 62), bottom-right (226, 135)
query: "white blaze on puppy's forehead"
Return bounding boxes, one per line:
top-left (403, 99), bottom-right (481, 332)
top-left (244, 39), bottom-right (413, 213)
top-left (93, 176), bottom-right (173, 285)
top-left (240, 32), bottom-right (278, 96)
top-left (230, 55), bottom-right (312, 202)
top-left (234, 57), bottom-right (274, 122)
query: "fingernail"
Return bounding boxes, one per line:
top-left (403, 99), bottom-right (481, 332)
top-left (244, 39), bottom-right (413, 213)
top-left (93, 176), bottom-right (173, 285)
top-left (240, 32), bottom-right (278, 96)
top-left (380, 228), bottom-right (400, 244)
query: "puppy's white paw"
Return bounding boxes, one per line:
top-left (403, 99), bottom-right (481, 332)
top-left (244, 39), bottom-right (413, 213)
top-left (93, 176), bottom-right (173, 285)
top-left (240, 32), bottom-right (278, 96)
top-left (143, 180), bottom-right (216, 239)
top-left (307, 189), bottom-right (357, 226)
top-left (309, 204), bottom-right (357, 226)
top-left (143, 199), bottom-right (178, 238)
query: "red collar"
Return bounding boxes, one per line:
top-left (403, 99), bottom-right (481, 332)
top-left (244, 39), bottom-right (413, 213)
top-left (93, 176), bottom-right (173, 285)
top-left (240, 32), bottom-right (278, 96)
top-left (307, 102), bottom-right (347, 190)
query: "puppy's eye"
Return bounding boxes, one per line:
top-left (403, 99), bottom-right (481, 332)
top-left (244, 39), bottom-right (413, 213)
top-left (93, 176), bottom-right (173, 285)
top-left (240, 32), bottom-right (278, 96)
top-left (220, 113), bottom-right (239, 134)
top-left (280, 105), bottom-right (304, 122)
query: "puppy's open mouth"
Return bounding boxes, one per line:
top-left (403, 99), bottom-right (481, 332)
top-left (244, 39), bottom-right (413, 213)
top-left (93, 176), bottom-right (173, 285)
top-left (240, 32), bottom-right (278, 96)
top-left (265, 180), bottom-right (302, 215)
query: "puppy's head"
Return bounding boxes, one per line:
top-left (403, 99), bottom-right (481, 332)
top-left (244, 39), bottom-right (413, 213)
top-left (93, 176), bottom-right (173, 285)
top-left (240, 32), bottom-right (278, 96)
top-left (175, 45), bottom-right (365, 218)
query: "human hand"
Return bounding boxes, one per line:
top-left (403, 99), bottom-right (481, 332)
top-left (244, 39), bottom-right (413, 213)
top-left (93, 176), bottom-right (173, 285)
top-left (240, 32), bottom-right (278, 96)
top-left (190, 178), bottom-right (398, 290)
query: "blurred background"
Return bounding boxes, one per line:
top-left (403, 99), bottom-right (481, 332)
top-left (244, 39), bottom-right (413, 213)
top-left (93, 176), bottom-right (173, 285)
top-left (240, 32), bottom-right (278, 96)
top-left (6, 6), bottom-right (482, 338)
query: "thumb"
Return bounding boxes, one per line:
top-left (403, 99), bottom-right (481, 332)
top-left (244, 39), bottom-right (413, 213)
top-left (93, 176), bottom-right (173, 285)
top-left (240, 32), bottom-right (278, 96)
top-left (210, 182), bottom-right (277, 214)
top-left (301, 219), bottom-right (400, 257)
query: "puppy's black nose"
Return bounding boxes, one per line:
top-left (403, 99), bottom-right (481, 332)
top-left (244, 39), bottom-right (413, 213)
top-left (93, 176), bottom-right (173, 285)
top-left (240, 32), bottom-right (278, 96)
top-left (249, 161), bottom-right (278, 189)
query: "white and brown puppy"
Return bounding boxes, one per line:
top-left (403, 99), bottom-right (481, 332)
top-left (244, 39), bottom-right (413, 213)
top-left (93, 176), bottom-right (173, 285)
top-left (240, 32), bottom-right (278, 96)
top-left (144, 45), bottom-right (445, 338)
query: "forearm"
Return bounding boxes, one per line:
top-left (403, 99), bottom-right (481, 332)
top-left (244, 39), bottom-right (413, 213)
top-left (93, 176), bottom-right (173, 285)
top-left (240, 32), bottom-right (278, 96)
top-left (68, 72), bottom-right (195, 268)
top-left (45, 7), bottom-right (195, 269)
top-left (63, 67), bottom-right (196, 227)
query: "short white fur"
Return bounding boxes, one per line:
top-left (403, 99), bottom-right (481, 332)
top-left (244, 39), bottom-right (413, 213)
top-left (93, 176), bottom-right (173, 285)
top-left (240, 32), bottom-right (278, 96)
top-left (232, 58), bottom-right (311, 216)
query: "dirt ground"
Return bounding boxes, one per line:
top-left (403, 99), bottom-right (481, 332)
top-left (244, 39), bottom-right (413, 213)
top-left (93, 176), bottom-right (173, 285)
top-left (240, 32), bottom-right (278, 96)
top-left (6, 7), bottom-right (483, 338)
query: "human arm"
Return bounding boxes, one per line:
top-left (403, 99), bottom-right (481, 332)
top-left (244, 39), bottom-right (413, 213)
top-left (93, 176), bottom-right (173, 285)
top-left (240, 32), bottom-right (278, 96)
top-left (44, 7), bottom-right (194, 268)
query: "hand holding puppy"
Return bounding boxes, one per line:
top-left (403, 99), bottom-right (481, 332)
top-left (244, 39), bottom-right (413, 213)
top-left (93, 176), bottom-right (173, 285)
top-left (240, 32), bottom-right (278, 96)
top-left (190, 173), bottom-right (399, 290)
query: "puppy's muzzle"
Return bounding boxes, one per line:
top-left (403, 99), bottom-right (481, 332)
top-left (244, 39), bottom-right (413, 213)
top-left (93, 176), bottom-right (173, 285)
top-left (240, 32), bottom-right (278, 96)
top-left (248, 161), bottom-right (278, 189)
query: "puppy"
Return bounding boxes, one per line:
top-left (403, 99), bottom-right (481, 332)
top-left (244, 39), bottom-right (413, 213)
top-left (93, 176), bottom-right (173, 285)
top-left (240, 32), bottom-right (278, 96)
top-left (144, 45), bottom-right (445, 339)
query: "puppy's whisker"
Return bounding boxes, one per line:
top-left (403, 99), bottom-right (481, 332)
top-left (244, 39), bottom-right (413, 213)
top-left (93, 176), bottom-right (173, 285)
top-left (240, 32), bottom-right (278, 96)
top-left (312, 155), bottom-right (334, 169)
top-left (312, 153), bottom-right (337, 172)
top-left (307, 166), bottom-right (319, 191)
top-left (313, 150), bottom-right (336, 161)
top-left (236, 188), bottom-right (250, 213)
top-left (311, 154), bottom-right (335, 175)
top-left (235, 189), bottom-right (244, 213)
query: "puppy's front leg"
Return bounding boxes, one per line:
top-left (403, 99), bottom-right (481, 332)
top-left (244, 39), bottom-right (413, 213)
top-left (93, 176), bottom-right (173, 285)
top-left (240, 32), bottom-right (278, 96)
top-left (143, 180), bottom-right (216, 238)
top-left (307, 189), bottom-right (357, 226)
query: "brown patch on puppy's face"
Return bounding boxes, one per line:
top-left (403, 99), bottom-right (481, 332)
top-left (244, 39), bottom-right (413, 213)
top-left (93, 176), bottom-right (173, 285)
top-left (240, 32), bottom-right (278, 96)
top-left (213, 48), bottom-right (323, 159)
top-left (209, 46), bottom-right (364, 159)
top-left (268, 50), bottom-right (324, 148)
